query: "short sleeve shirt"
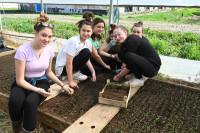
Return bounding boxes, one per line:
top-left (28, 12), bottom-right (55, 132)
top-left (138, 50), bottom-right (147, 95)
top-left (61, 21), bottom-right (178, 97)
top-left (14, 41), bottom-right (54, 78)
top-left (89, 37), bottom-right (100, 50)
top-left (55, 35), bottom-right (93, 76)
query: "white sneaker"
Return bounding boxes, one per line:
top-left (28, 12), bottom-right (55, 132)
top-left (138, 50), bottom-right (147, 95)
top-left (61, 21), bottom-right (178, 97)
top-left (125, 77), bottom-right (144, 87)
top-left (125, 74), bottom-right (135, 80)
top-left (73, 71), bottom-right (88, 81)
top-left (143, 76), bottom-right (148, 82)
top-left (57, 75), bottom-right (67, 81)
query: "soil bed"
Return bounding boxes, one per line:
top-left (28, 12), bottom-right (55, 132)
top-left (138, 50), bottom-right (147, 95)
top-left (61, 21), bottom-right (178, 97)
top-left (0, 53), bottom-right (15, 95)
top-left (102, 79), bottom-right (200, 132)
top-left (102, 84), bottom-right (129, 101)
top-left (39, 70), bottom-right (116, 124)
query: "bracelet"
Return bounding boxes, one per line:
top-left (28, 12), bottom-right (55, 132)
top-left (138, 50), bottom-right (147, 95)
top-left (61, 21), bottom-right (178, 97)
top-left (115, 75), bottom-right (121, 80)
top-left (110, 54), bottom-right (112, 58)
top-left (61, 84), bottom-right (65, 88)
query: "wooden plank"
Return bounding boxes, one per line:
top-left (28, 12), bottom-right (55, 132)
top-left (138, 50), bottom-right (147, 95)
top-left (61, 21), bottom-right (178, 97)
top-left (0, 49), bottom-right (16, 57)
top-left (128, 86), bottom-right (140, 101)
top-left (37, 108), bottom-right (71, 133)
top-left (62, 104), bottom-right (120, 133)
top-left (63, 85), bottom-right (141, 133)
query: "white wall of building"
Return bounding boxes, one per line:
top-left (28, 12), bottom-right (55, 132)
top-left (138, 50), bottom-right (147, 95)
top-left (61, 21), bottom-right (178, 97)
top-left (0, 3), bottom-right (18, 8)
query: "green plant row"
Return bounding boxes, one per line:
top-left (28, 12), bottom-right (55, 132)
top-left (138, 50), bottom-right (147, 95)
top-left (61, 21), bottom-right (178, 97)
top-left (124, 8), bottom-right (200, 25)
top-left (1, 17), bottom-right (200, 61)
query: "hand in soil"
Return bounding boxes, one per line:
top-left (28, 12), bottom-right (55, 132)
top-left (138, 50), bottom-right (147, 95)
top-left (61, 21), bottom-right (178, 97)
top-left (113, 75), bottom-right (120, 81)
top-left (69, 81), bottom-right (79, 89)
top-left (63, 86), bottom-right (74, 95)
top-left (91, 72), bottom-right (96, 82)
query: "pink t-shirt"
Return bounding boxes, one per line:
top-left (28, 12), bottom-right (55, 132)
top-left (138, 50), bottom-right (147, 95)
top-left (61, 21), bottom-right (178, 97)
top-left (14, 42), bottom-right (54, 78)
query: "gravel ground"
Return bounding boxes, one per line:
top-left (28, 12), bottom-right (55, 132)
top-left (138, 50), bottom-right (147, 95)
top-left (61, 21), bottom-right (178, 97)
top-left (3, 13), bottom-right (200, 34)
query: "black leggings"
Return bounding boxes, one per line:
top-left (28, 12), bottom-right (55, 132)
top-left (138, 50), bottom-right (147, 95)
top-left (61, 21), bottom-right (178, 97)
top-left (80, 55), bottom-right (108, 76)
top-left (8, 80), bottom-right (50, 131)
top-left (61, 48), bottom-right (91, 75)
top-left (125, 52), bottom-right (159, 79)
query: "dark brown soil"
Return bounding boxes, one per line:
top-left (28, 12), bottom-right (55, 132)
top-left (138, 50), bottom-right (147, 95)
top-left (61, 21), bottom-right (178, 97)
top-left (102, 84), bottom-right (129, 101)
top-left (0, 52), bottom-right (15, 95)
top-left (39, 70), bottom-right (116, 124)
top-left (102, 79), bottom-right (200, 133)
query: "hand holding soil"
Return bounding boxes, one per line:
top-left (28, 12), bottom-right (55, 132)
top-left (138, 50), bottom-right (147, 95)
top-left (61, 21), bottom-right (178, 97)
top-left (36, 88), bottom-right (51, 97)
top-left (69, 81), bottom-right (79, 89)
top-left (63, 85), bottom-right (74, 95)
top-left (91, 72), bottom-right (96, 82)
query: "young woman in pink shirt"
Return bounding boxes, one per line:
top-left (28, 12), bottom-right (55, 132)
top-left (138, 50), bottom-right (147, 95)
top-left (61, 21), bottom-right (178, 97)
top-left (8, 13), bottom-right (74, 133)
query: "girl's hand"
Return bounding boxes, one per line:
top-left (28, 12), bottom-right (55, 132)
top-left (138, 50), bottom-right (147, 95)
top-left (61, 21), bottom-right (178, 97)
top-left (48, 88), bottom-right (52, 94)
top-left (121, 63), bottom-right (126, 69)
top-left (35, 88), bottom-right (51, 97)
top-left (113, 75), bottom-right (121, 81)
top-left (69, 81), bottom-right (79, 89)
top-left (115, 54), bottom-right (121, 62)
top-left (62, 85), bottom-right (74, 95)
top-left (104, 65), bottom-right (111, 70)
top-left (91, 72), bottom-right (96, 82)
top-left (108, 40), bottom-right (116, 48)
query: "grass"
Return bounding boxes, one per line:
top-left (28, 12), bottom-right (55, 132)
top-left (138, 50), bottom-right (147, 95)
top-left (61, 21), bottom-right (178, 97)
top-left (0, 8), bottom-right (19, 10)
top-left (62, 8), bottom-right (200, 25)
top-left (123, 8), bottom-right (200, 25)
top-left (1, 8), bottom-right (200, 60)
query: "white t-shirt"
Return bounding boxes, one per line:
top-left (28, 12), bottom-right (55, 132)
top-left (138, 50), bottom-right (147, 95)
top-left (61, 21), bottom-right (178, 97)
top-left (55, 35), bottom-right (93, 76)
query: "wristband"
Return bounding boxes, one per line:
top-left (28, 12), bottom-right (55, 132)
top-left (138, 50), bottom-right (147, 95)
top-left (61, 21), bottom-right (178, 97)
top-left (116, 75), bottom-right (121, 80)
top-left (61, 84), bottom-right (65, 88)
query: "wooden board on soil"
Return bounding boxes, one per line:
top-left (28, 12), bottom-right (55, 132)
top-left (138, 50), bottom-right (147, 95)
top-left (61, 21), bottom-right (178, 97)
top-left (99, 79), bottom-right (131, 108)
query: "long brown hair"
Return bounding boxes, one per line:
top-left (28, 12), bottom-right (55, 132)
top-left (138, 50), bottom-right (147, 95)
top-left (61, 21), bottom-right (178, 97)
top-left (131, 21), bottom-right (144, 33)
top-left (108, 24), bottom-right (117, 35)
top-left (91, 17), bottom-right (105, 40)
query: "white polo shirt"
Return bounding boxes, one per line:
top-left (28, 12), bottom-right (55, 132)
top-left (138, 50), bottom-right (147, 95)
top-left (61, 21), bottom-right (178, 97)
top-left (55, 35), bottom-right (92, 76)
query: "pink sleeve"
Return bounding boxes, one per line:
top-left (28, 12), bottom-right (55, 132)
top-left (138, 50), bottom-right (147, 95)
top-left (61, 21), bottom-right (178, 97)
top-left (14, 48), bottom-right (26, 62)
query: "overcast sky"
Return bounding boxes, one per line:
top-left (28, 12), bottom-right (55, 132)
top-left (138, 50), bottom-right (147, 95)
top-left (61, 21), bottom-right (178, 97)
top-left (1, 0), bottom-right (200, 6)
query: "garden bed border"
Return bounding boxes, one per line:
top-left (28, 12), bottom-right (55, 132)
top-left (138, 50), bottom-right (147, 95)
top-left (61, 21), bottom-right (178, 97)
top-left (0, 92), bottom-right (70, 132)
